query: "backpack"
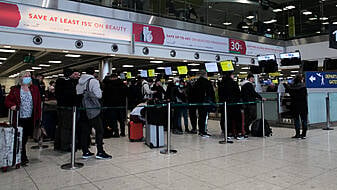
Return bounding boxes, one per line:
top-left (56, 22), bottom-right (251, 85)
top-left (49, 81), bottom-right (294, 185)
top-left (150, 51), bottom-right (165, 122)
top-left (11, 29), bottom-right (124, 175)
top-left (82, 78), bottom-right (101, 119)
top-left (250, 119), bottom-right (272, 137)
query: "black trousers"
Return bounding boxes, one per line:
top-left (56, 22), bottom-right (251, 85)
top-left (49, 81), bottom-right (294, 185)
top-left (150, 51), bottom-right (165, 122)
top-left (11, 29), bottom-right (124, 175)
top-left (189, 107), bottom-right (197, 131)
top-left (55, 109), bottom-right (72, 151)
top-left (244, 104), bottom-right (257, 134)
top-left (105, 108), bottom-right (126, 135)
top-left (19, 117), bottom-right (33, 160)
top-left (197, 107), bottom-right (208, 135)
top-left (81, 114), bottom-right (104, 153)
top-left (220, 106), bottom-right (242, 136)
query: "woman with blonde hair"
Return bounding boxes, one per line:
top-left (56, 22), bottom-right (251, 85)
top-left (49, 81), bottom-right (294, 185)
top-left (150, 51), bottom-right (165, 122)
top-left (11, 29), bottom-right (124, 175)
top-left (5, 71), bottom-right (41, 165)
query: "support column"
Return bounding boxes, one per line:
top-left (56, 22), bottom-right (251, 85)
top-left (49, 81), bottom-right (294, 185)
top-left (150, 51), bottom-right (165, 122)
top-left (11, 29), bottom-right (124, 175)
top-left (99, 59), bottom-right (112, 80)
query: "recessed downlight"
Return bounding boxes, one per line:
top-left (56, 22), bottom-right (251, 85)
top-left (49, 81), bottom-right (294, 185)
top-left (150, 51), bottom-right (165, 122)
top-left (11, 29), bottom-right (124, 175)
top-left (3, 46), bottom-right (11, 48)
top-left (32, 67), bottom-right (42, 70)
top-left (39, 64), bottom-right (51, 67)
top-left (0, 49), bottom-right (15, 53)
top-left (302, 11), bottom-right (312, 15)
top-left (222, 22), bottom-right (232, 26)
top-left (122, 65), bottom-right (134, 68)
top-left (150, 60), bottom-right (163, 63)
top-left (188, 63), bottom-right (200, 66)
top-left (0, 58), bottom-right (7, 61)
top-left (26, 69), bottom-right (34, 72)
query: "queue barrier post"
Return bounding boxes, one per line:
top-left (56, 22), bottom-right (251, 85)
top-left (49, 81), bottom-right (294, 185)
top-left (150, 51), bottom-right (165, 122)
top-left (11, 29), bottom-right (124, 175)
top-left (61, 106), bottom-right (84, 170)
top-left (323, 93), bottom-right (334, 130)
top-left (261, 100), bottom-right (266, 137)
top-left (219, 102), bottom-right (232, 144)
top-left (161, 102), bottom-right (177, 154)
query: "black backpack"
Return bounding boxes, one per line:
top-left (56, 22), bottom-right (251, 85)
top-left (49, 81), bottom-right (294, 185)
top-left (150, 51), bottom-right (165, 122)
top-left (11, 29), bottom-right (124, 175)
top-left (250, 119), bottom-right (272, 137)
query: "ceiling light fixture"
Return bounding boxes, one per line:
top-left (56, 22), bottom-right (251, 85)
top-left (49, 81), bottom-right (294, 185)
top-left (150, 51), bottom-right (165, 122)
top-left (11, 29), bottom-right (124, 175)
top-left (183, 60), bottom-right (188, 62)
top-left (0, 49), bottom-right (14, 53)
top-left (316, 31), bottom-right (321, 34)
top-left (111, 68), bottom-right (116, 70)
top-left (109, 54), bottom-right (116, 56)
top-left (319, 17), bottom-right (328, 21)
top-left (49, 60), bottom-right (62, 63)
top-left (309, 17), bottom-right (318, 21)
top-left (0, 58), bottom-right (7, 60)
top-left (123, 65), bottom-right (134, 68)
top-left (0, 62), bottom-right (2, 64)
top-left (242, 25), bottom-right (249, 29)
top-left (333, 22), bottom-right (337, 25)
top-left (290, 71), bottom-right (299, 73)
top-left (273, 9), bottom-right (282, 12)
top-left (263, 19), bottom-right (277, 24)
top-left (286, 5), bottom-right (296, 10)
top-left (32, 67), bottom-right (42, 70)
top-left (302, 11), bottom-right (312, 15)
top-left (26, 69), bottom-right (34, 72)
top-left (39, 64), bottom-right (50, 67)
top-left (65, 54), bottom-right (81, 58)
top-left (157, 67), bottom-right (165, 70)
top-left (190, 69), bottom-right (199, 72)
top-left (322, 22), bottom-right (329, 25)
top-left (188, 63), bottom-right (200, 66)
top-left (222, 22), bottom-right (232, 26)
top-left (242, 67), bottom-right (249, 70)
top-left (150, 60), bottom-right (164, 63)
top-left (62, 50), bottom-right (69, 53)
top-left (267, 28), bottom-right (271, 32)
top-left (246, 15), bottom-right (254, 19)
top-left (3, 45), bottom-right (11, 48)
top-left (150, 57), bottom-right (155, 60)
top-left (95, 70), bottom-right (99, 73)
top-left (240, 71), bottom-right (248, 74)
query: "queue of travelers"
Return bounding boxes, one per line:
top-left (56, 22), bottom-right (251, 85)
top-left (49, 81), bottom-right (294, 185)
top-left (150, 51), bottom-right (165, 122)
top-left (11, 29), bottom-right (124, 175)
top-left (4, 67), bottom-right (308, 166)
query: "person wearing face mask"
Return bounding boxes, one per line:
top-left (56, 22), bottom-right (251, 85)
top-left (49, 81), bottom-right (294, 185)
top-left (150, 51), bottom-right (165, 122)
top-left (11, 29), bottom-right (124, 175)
top-left (5, 71), bottom-right (41, 166)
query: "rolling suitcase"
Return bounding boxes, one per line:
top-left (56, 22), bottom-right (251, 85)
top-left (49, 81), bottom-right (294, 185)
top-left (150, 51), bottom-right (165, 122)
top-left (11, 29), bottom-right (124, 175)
top-left (128, 121), bottom-right (143, 142)
top-left (0, 110), bottom-right (22, 172)
top-left (145, 125), bottom-right (164, 148)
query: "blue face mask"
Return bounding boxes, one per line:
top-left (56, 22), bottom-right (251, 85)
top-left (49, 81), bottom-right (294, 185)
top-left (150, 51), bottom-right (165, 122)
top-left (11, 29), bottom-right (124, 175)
top-left (22, 77), bottom-right (32, 85)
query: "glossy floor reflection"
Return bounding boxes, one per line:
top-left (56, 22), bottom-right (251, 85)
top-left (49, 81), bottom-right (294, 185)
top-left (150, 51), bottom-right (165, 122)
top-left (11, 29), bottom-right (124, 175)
top-left (1, 120), bottom-right (337, 190)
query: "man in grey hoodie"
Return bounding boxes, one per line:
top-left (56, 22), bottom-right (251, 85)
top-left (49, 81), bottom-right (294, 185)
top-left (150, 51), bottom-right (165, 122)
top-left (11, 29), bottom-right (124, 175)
top-left (76, 67), bottom-right (112, 159)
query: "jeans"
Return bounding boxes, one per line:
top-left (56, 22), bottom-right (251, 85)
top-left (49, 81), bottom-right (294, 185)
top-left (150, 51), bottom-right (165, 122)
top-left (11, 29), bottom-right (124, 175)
top-left (174, 107), bottom-right (189, 131)
top-left (198, 108), bottom-right (208, 135)
top-left (294, 112), bottom-right (308, 136)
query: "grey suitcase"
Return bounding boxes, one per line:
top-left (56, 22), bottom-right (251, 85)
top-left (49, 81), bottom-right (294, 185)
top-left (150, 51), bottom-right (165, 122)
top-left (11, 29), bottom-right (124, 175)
top-left (145, 125), bottom-right (164, 148)
top-left (0, 110), bottom-right (22, 172)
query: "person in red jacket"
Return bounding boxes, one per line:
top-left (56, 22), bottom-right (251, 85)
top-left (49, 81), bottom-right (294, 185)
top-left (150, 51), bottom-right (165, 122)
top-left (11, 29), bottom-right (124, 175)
top-left (5, 71), bottom-right (41, 166)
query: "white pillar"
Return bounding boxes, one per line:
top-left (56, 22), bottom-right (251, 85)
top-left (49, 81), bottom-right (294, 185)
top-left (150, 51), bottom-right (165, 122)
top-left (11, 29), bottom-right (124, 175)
top-left (99, 59), bottom-right (112, 80)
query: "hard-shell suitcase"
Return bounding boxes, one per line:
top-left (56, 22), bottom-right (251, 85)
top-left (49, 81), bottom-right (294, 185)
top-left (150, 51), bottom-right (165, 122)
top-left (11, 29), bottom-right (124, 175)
top-left (0, 110), bottom-right (22, 172)
top-left (145, 125), bottom-right (164, 148)
top-left (128, 121), bottom-right (143, 142)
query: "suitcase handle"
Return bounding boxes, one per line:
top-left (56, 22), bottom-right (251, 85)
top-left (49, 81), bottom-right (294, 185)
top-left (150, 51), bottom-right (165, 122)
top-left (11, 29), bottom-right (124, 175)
top-left (8, 109), bottom-right (19, 128)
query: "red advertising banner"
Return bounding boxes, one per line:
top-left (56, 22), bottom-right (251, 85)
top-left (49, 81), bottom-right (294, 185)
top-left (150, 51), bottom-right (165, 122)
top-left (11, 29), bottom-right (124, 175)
top-left (229, 39), bottom-right (247, 55)
top-left (0, 2), bottom-right (21, 27)
top-left (133, 23), bottom-right (165, 45)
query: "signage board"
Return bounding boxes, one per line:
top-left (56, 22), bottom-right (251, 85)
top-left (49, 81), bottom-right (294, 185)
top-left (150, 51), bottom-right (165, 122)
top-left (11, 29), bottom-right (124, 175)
top-left (164, 67), bottom-right (172, 75)
top-left (205, 62), bottom-right (218, 72)
top-left (220, 60), bottom-right (234, 71)
top-left (177, 66), bottom-right (188, 75)
top-left (329, 24), bottom-right (337, 49)
top-left (229, 39), bottom-right (246, 55)
top-left (306, 72), bottom-right (337, 88)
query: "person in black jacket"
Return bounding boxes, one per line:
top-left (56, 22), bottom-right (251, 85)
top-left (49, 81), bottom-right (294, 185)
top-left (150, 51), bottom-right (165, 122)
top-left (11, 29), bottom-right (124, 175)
top-left (102, 73), bottom-right (127, 137)
top-left (186, 78), bottom-right (198, 134)
top-left (287, 75), bottom-right (308, 139)
top-left (151, 79), bottom-right (166, 103)
top-left (54, 69), bottom-right (79, 151)
top-left (193, 70), bottom-right (215, 137)
top-left (241, 73), bottom-right (265, 135)
top-left (218, 72), bottom-right (243, 140)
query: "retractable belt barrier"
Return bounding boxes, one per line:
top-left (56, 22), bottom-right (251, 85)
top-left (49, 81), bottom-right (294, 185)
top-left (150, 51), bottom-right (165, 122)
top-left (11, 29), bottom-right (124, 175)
top-left (58, 100), bottom-right (265, 169)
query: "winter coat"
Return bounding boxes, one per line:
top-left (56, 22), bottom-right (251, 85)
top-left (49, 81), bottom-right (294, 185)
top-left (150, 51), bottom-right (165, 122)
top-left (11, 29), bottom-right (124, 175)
top-left (102, 78), bottom-right (127, 107)
top-left (76, 74), bottom-right (102, 99)
top-left (151, 84), bottom-right (166, 101)
top-left (5, 85), bottom-right (41, 126)
top-left (218, 77), bottom-right (241, 103)
top-left (193, 77), bottom-right (215, 103)
top-left (55, 77), bottom-right (79, 106)
top-left (287, 82), bottom-right (308, 116)
top-left (241, 80), bottom-right (262, 102)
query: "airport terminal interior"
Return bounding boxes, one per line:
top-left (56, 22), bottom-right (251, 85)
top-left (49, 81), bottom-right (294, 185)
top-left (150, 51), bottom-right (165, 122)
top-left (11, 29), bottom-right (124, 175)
top-left (0, 0), bottom-right (337, 190)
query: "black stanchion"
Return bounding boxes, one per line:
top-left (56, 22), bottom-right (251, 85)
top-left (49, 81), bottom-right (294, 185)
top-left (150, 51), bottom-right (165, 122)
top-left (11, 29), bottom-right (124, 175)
top-left (61, 106), bottom-right (83, 170)
top-left (323, 93), bottom-right (334, 130)
top-left (161, 102), bottom-right (177, 154)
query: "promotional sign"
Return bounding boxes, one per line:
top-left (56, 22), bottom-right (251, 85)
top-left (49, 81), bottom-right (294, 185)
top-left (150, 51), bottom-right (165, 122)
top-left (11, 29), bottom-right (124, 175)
top-left (220, 60), bottom-right (234, 71)
top-left (126, 72), bottom-right (132, 79)
top-left (229, 39), bottom-right (247, 55)
top-left (140, 70), bottom-right (148, 77)
top-left (306, 72), bottom-right (337, 88)
top-left (205, 62), bottom-right (218, 72)
top-left (177, 66), bottom-right (188, 75)
top-left (329, 24), bottom-right (337, 49)
top-left (133, 23), bottom-right (229, 52)
top-left (165, 67), bottom-right (172, 75)
top-left (246, 41), bottom-right (284, 57)
top-left (148, 69), bottom-right (155, 77)
top-left (0, 2), bottom-right (132, 41)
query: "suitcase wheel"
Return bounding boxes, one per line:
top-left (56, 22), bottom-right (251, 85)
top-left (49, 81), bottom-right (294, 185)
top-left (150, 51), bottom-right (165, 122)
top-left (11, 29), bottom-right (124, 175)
top-left (1, 167), bottom-right (8, 172)
top-left (16, 164), bottom-right (21, 169)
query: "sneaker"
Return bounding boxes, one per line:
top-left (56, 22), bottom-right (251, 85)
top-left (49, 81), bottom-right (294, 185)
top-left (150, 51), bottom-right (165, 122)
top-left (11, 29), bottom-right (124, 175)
top-left (96, 151), bottom-right (112, 160)
top-left (300, 135), bottom-right (306, 139)
top-left (82, 151), bottom-right (95, 159)
top-left (206, 133), bottom-right (212, 137)
top-left (243, 135), bottom-right (249, 139)
top-left (291, 135), bottom-right (300, 139)
top-left (185, 129), bottom-right (190, 133)
top-left (201, 134), bottom-right (210, 138)
top-left (227, 136), bottom-right (234, 140)
top-left (236, 136), bottom-right (245, 140)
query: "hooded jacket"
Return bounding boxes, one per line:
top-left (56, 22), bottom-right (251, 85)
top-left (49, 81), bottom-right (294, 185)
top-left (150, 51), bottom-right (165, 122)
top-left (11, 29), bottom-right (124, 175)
top-left (241, 80), bottom-right (262, 102)
top-left (76, 74), bottom-right (102, 99)
top-left (218, 77), bottom-right (241, 103)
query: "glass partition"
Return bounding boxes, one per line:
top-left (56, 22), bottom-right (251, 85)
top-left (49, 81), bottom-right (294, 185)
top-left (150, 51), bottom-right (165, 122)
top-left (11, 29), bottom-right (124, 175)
top-left (307, 92), bottom-right (327, 124)
top-left (257, 92), bottom-right (279, 122)
top-left (329, 92), bottom-right (337, 123)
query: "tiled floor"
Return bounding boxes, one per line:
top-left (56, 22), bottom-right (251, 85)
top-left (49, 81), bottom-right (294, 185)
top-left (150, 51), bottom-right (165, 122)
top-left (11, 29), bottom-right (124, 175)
top-left (1, 120), bottom-right (337, 190)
